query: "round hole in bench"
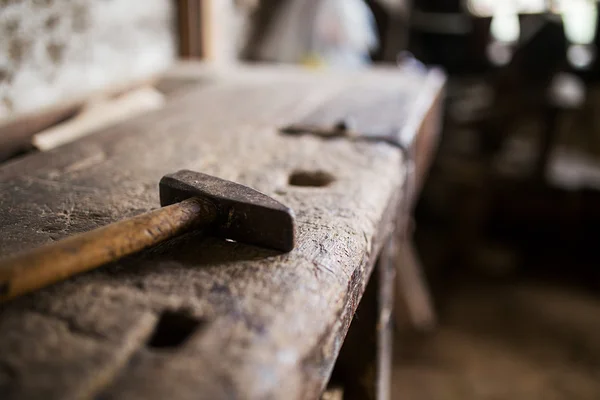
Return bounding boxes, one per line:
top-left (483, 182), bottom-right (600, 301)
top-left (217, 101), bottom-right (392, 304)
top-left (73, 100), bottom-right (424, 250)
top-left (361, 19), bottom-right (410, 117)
top-left (288, 170), bottom-right (335, 187)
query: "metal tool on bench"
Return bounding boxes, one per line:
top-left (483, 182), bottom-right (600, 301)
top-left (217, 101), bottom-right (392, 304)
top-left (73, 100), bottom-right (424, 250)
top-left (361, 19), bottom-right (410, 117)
top-left (282, 120), bottom-right (408, 151)
top-left (0, 170), bottom-right (295, 303)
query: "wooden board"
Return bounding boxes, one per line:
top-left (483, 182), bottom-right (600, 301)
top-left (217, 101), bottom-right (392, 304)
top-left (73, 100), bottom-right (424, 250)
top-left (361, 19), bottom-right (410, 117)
top-left (0, 64), bottom-right (444, 400)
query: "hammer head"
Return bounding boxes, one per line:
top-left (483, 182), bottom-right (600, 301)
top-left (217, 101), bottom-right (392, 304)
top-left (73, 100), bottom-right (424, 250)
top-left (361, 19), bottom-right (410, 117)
top-left (159, 170), bottom-right (295, 252)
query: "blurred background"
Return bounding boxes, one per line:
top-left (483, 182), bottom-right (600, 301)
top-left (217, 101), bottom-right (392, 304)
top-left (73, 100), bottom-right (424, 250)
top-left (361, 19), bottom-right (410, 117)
top-left (2, 0), bottom-right (600, 398)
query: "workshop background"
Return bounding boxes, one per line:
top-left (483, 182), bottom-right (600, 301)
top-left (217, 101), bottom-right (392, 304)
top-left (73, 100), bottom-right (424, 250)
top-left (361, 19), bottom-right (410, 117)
top-left (2, 0), bottom-right (600, 399)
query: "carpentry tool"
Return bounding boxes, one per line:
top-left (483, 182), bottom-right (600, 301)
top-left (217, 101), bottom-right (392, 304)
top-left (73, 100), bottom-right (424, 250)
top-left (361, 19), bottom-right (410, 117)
top-left (0, 170), bottom-right (295, 303)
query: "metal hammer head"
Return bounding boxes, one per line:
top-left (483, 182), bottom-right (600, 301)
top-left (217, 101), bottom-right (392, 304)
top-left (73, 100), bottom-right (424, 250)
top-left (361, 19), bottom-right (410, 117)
top-left (159, 170), bottom-right (295, 252)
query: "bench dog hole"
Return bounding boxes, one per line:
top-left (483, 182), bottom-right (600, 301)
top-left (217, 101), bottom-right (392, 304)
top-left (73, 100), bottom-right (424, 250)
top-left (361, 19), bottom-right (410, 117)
top-left (289, 170), bottom-right (335, 187)
top-left (147, 310), bottom-right (205, 349)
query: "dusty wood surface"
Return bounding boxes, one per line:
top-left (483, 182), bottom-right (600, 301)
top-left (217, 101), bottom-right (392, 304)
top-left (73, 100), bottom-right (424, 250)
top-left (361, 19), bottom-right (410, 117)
top-left (0, 64), bottom-right (444, 400)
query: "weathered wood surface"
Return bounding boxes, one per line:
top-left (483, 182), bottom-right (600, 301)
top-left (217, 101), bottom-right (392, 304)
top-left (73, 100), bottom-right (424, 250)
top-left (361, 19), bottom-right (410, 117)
top-left (0, 64), bottom-right (444, 400)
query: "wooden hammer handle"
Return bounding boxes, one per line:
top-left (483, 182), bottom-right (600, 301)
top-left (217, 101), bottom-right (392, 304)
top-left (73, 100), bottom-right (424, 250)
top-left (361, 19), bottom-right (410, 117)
top-left (0, 197), bottom-right (217, 303)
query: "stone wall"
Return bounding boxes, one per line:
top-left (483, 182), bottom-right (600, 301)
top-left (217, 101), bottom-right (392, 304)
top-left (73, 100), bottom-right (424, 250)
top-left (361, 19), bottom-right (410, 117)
top-left (0, 0), bottom-right (176, 119)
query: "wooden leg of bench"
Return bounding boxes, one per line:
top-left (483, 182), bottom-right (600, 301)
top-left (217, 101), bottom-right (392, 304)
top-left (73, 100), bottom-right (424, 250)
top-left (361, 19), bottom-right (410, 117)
top-left (325, 238), bottom-right (395, 400)
top-left (394, 221), bottom-right (437, 332)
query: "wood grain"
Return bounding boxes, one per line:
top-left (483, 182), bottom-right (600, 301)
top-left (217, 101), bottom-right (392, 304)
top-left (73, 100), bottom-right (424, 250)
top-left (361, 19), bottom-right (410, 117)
top-left (0, 64), bottom-right (444, 400)
top-left (0, 197), bottom-right (216, 303)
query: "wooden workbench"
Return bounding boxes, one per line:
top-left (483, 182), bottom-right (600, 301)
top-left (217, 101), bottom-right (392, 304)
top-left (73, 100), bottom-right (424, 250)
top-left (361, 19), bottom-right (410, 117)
top-left (0, 64), bottom-right (444, 400)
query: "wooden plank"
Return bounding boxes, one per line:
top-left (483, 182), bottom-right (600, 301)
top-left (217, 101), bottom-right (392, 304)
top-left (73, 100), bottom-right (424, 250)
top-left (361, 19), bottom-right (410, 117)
top-left (0, 105), bottom-right (77, 161)
top-left (0, 62), bottom-right (217, 163)
top-left (0, 64), bottom-right (444, 400)
top-left (177, 0), bottom-right (193, 57)
top-left (200, 0), bottom-right (213, 59)
top-left (32, 87), bottom-right (165, 151)
top-left (0, 76), bottom-right (163, 162)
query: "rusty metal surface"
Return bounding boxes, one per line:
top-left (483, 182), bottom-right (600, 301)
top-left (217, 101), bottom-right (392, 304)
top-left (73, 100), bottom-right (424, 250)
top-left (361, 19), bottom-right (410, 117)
top-left (284, 87), bottom-right (411, 141)
top-left (160, 170), bottom-right (295, 252)
top-left (281, 67), bottom-right (445, 158)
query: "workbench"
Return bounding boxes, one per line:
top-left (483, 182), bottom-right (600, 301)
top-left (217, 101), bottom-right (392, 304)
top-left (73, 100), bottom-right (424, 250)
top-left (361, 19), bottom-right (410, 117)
top-left (0, 64), bottom-right (444, 400)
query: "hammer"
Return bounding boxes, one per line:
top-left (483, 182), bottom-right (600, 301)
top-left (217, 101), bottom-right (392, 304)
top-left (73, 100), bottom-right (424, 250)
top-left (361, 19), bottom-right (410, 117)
top-left (0, 170), bottom-right (295, 303)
